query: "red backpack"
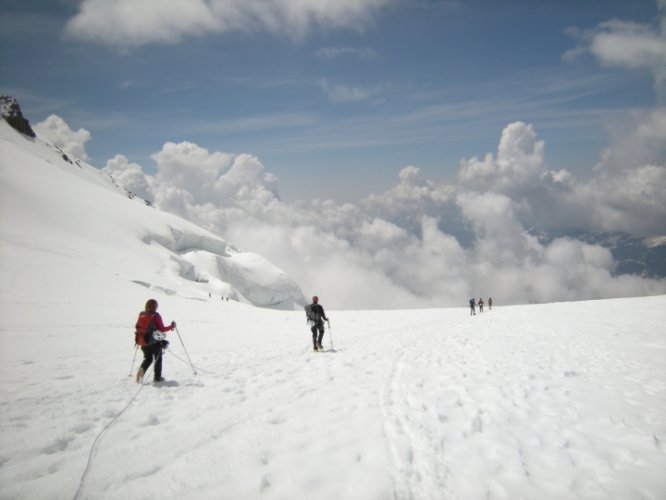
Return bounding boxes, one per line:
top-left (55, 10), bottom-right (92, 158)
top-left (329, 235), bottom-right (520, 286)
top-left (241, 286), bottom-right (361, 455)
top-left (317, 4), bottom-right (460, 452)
top-left (135, 311), bottom-right (156, 346)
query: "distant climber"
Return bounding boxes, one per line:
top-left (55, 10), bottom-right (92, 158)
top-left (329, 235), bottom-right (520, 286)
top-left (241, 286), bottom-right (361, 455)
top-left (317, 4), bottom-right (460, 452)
top-left (305, 295), bottom-right (329, 351)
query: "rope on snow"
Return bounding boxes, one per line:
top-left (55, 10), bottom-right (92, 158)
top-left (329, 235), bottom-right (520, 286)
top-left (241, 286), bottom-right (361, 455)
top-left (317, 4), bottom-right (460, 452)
top-left (72, 381), bottom-right (145, 500)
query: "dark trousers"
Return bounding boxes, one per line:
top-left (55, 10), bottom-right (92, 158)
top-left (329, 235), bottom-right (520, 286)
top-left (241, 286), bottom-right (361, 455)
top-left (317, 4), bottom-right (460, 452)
top-left (311, 322), bottom-right (325, 346)
top-left (140, 342), bottom-right (163, 379)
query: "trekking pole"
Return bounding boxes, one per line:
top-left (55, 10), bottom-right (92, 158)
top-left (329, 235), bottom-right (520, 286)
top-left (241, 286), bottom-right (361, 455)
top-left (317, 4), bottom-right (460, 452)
top-left (327, 320), bottom-right (334, 351)
top-left (129, 344), bottom-right (139, 377)
top-left (174, 326), bottom-right (197, 375)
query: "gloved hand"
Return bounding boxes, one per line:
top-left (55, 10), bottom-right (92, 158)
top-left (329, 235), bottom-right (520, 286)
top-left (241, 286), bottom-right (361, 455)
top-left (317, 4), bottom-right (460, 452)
top-left (170, 321), bottom-right (176, 330)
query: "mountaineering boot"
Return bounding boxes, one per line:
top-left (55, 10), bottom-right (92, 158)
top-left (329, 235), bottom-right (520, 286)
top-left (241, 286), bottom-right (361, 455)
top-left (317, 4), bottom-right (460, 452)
top-left (154, 377), bottom-right (165, 383)
top-left (313, 344), bottom-right (318, 351)
top-left (318, 342), bottom-right (323, 350)
top-left (136, 368), bottom-right (144, 383)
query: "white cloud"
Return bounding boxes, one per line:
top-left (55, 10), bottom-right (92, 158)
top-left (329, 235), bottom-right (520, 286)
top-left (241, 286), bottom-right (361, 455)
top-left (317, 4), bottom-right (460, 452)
top-left (33, 114), bottom-right (91, 161)
top-left (158, 130), bottom-right (664, 306)
top-left (151, 141), bottom-right (233, 201)
top-left (87, 114), bottom-right (666, 309)
top-left (103, 154), bottom-right (154, 201)
top-left (457, 121), bottom-right (550, 194)
top-left (589, 20), bottom-right (666, 70)
top-left (53, 1), bottom-right (666, 308)
top-left (565, 11), bottom-right (666, 100)
top-left (560, 7), bottom-right (666, 237)
top-left (319, 79), bottom-right (383, 103)
top-left (315, 46), bottom-right (379, 59)
top-left (456, 122), bottom-right (579, 232)
top-left (65, 0), bottom-right (397, 48)
top-left (146, 141), bottom-right (282, 235)
top-left (594, 108), bottom-right (666, 172)
top-left (457, 191), bottom-right (527, 254)
top-left (65, 0), bottom-right (218, 48)
top-left (572, 164), bottom-right (666, 235)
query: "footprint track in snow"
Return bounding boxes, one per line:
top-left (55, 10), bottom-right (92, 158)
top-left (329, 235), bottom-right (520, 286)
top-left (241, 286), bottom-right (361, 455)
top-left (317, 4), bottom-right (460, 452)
top-left (379, 330), bottom-right (454, 500)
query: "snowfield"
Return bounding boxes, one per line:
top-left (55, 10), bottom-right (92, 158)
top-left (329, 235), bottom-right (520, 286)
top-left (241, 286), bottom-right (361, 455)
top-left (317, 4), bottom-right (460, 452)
top-left (1, 116), bottom-right (665, 499)
top-left (0, 296), bottom-right (665, 500)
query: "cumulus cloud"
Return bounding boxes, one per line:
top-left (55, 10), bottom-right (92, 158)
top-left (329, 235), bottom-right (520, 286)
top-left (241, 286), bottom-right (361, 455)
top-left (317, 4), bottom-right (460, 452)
top-left (143, 142), bottom-right (281, 228)
top-left (456, 122), bottom-right (581, 233)
top-left (65, 0), bottom-right (397, 48)
top-left (151, 141), bottom-right (233, 201)
top-left (572, 164), bottom-right (666, 235)
top-left (95, 113), bottom-right (664, 309)
top-left (55, 2), bottom-right (666, 309)
top-left (33, 115), bottom-right (91, 161)
top-left (103, 154), bottom-right (154, 201)
top-left (594, 108), bottom-right (666, 172)
top-left (458, 122), bottom-right (550, 194)
top-left (551, 4), bottom-right (666, 238)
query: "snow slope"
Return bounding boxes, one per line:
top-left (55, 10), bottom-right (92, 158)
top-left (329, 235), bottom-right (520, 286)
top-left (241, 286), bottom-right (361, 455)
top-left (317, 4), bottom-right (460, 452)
top-left (0, 120), bottom-right (306, 311)
top-left (0, 295), bottom-right (664, 500)
top-left (1, 119), bottom-right (665, 499)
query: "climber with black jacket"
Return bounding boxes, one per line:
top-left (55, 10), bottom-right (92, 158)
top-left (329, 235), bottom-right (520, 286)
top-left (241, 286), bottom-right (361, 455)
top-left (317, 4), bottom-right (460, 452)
top-left (305, 295), bottom-right (329, 351)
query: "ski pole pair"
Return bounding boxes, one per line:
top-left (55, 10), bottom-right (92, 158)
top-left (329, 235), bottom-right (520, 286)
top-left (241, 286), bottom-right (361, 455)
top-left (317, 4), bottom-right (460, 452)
top-left (174, 325), bottom-right (197, 375)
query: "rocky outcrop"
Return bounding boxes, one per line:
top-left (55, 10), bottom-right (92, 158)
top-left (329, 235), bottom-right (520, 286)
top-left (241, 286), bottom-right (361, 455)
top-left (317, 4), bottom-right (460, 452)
top-left (1, 95), bottom-right (35, 137)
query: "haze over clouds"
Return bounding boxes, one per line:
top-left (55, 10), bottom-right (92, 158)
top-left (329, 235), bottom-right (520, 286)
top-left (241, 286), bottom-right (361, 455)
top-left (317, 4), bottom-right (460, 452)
top-left (38, 106), bottom-right (663, 309)
top-left (13, 0), bottom-right (666, 309)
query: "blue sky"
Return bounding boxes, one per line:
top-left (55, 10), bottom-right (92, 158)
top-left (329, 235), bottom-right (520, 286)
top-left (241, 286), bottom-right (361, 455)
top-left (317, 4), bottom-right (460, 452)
top-left (0, 0), bottom-right (661, 201)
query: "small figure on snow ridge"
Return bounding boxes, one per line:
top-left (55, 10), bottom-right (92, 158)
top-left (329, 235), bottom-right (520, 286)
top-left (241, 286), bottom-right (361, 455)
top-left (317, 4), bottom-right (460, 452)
top-left (469, 298), bottom-right (476, 316)
top-left (135, 299), bottom-right (175, 383)
top-left (305, 295), bottom-right (329, 351)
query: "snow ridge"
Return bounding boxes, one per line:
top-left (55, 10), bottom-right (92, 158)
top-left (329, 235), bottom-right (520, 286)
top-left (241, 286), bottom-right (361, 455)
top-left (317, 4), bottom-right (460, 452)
top-left (0, 120), bottom-right (306, 310)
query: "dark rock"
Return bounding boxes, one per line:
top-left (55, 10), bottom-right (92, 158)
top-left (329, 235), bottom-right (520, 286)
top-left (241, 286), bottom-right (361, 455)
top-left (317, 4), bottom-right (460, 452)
top-left (1, 95), bottom-right (36, 138)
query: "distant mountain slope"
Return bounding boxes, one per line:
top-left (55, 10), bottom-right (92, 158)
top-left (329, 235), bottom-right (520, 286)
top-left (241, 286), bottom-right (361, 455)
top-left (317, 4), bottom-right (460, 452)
top-left (531, 229), bottom-right (666, 279)
top-left (0, 120), bottom-right (306, 310)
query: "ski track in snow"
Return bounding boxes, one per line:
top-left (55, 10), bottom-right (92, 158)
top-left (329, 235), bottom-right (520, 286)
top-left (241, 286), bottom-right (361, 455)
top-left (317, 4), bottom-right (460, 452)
top-left (374, 303), bottom-right (666, 500)
top-left (1, 298), bottom-right (665, 499)
top-left (378, 317), bottom-right (451, 500)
